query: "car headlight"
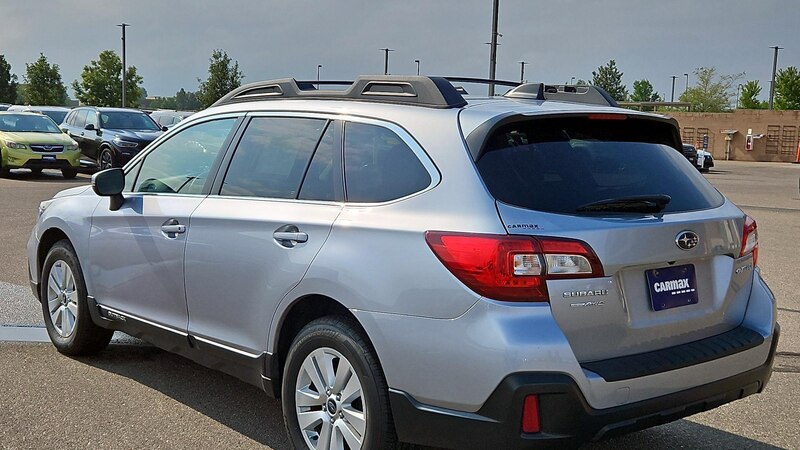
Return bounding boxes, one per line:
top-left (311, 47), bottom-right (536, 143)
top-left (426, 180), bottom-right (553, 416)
top-left (65, 142), bottom-right (79, 151)
top-left (38, 199), bottom-right (54, 218)
top-left (4, 141), bottom-right (27, 149)
top-left (113, 138), bottom-right (139, 148)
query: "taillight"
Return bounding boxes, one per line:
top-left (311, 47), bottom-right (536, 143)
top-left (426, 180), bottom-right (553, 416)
top-left (425, 231), bottom-right (603, 302)
top-left (740, 215), bottom-right (758, 266)
top-left (521, 395), bottom-right (541, 433)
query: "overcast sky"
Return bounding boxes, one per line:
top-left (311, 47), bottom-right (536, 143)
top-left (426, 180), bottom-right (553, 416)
top-left (1, 0), bottom-right (798, 100)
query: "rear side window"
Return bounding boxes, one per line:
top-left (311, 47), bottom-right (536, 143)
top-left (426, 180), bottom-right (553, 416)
top-left (475, 116), bottom-right (724, 214)
top-left (344, 122), bottom-right (430, 202)
top-left (221, 117), bottom-right (326, 199)
top-left (73, 110), bottom-right (88, 127)
top-left (299, 121), bottom-right (344, 202)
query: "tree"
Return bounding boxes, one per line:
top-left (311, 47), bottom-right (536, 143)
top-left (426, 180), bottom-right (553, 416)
top-left (630, 79), bottom-right (662, 102)
top-left (23, 53), bottom-right (67, 105)
top-left (774, 66), bottom-right (800, 110)
top-left (72, 50), bottom-right (143, 107)
top-left (591, 60), bottom-right (628, 101)
top-left (738, 80), bottom-right (766, 109)
top-left (678, 67), bottom-right (742, 112)
top-left (0, 55), bottom-right (17, 104)
top-left (197, 50), bottom-right (244, 108)
top-left (175, 88), bottom-right (202, 110)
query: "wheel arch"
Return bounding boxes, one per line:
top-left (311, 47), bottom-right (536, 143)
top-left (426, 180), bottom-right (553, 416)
top-left (36, 228), bottom-right (72, 291)
top-left (270, 294), bottom-right (383, 399)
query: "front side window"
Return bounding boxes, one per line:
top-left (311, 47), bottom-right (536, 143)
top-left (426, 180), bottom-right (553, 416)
top-left (73, 110), bottom-right (88, 128)
top-left (344, 122), bottom-right (431, 202)
top-left (133, 118), bottom-right (237, 195)
top-left (221, 117), bottom-right (326, 199)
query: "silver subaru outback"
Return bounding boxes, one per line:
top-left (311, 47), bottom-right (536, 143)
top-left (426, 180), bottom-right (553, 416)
top-left (27, 76), bottom-right (778, 449)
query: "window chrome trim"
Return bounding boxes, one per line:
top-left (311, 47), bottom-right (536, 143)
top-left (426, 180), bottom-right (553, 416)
top-left (215, 110), bottom-right (441, 206)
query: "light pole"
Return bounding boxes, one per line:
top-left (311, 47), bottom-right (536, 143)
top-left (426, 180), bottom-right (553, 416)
top-left (316, 64), bottom-right (322, 89)
top-left (487, 0), bottom-right (500, 96)
top-left (684, 73), bottom-right (689, 92)
top-left (117, 23), bottom-right (130, 107)
top-left (379, 48), bottom-right (395, 75)
top-left (518, 61), bottom-right (527, 83)
top-left (670, 75), bottom-right (678, 102)
top-left (768, 45), bottom-right (783, 110)
top-left (414, 59), bottom-right (420, 75)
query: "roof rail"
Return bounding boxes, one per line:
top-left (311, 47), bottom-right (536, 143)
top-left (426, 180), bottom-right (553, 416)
top-left (505, 83), bottom-right (619, 107)
top-left (212, 75), bottom-right (468, 109)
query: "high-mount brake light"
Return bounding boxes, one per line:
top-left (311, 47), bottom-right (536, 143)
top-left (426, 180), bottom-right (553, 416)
top-left (425, 232), bottom-right (603, 302)
top-left (587, 113), bottom-right (627, 121)
top-left (740, 215), bottom-right (758, 266)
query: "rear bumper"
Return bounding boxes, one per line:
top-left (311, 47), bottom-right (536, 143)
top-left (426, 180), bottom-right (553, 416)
top-left (391, 324), bottom-right (779, 449)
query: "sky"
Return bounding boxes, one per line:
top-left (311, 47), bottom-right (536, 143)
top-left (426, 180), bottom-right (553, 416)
top-left (1, 0), bottom-right (799, 100)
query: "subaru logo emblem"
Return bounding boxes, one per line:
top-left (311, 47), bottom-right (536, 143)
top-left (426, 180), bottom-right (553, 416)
top-left (676, 231), bottom-right (699, 250)
top-left (43, 145), bottom-right (52, 150)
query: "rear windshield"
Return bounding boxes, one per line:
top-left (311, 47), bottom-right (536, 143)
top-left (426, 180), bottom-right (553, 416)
top-left (475, 116), bottom-right (724, 214)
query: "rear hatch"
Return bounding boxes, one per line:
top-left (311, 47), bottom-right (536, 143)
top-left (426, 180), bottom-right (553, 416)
top-left (471, 113), bottom-right (754, 362)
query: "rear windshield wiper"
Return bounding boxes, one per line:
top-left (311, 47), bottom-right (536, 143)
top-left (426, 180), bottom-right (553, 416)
top-left (575, 194), bottom-right (671, 213)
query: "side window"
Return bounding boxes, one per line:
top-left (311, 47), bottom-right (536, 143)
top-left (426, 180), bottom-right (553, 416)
top-left (85, 111), bottom-right (98, 128)
top-left (73, 110), bottom-right (88, 128)
top-left (64, 111), bottom-right (74, 126)
top-left (133, 118), bottom-right (237, 195)
top-left (343, 122), bottom-right (431, 202)
top-left (299, 121), bottom-right (344, 202)
top-left (221, 117), bottom-right (326, 199)
top-left (124, 161), bottom-right (142, 192)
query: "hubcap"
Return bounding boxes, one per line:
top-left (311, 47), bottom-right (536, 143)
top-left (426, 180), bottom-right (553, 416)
top-left (296, 347), bottom-right (367, 450)
top-left (100, 152), bottom-right (112, 169)
top-left (46, 260), bottom-right (78, 337)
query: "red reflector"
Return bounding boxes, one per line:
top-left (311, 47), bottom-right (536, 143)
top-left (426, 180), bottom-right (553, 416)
top-left (522, 395), bottom-right (541, 433)
top-left (587, 114), bottom-right (627, 121)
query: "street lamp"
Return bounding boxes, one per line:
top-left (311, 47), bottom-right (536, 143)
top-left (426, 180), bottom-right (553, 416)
top-left (684, 73), bottom-right (689, 92)
top-left (670, 75), bottom-right (678, 102)
top-left (487, 0), bottom-right (500, 96)
top-left (116, 23), bottom-right (130, 107)
top-left (518, 61), bottom-right (527, 83)
top-left (414, 59), bottom-right (420, 75)
top-left (379, 48), bottom-right (395, 75)
top-left (768, 45), bottom-right (783, 110)
top-left (316, 64), bottom-right (322, 89)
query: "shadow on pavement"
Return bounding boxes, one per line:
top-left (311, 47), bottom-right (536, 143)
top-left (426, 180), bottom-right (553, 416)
top-left (77, 344), bottom-right (782, 450)
top-left (3, 169), bottom-right (91, 182)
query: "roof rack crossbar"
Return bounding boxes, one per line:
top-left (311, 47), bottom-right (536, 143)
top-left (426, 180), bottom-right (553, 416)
top-left (504, 83), bottom-right (618, 107)
top-left (212, 76), bottom-right (468, 109)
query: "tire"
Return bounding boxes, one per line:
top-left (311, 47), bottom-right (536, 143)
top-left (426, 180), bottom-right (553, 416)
top-left (282, 317), bottom-right (395, 450)
top-left (41, 240), bottom-right (113, 355)
top-left (99, 148), bottom-right (115, 170)
top-left (61, 167), bottom-right (78, 179)
top-left (0, 160), bottom-right (9, 177)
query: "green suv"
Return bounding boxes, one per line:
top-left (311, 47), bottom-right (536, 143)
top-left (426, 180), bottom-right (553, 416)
top-left (0, 112), bottom-right (81, 179)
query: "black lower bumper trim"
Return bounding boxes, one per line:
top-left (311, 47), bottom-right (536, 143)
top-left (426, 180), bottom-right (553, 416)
top-left (11, 159), bottom-right (76, 170)
top-left (390, 325), bottom-right (779, 449)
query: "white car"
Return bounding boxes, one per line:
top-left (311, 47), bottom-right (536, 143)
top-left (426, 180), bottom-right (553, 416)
top-left (693, 146), bottom-right (714, 172)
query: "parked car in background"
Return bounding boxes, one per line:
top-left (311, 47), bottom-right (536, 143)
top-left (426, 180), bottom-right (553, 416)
top-left (61, 107), bottom-right (164, 169)
top-left (149, 110), bottom-right (195, 129)
top-left (0, 112), bottom-right (80, 178)
top-left (697, 148), bottom-right (714, 172)
top-left (7, 105), bottom-right (71, 126)
top-left (681, 143), bottom-right (698, 167)
top-left (0, 103), bottom-right (10, 111)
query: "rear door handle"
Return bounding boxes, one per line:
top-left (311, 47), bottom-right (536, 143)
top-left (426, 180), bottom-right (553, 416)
top-left (161, 219), bottom-right (186, 237)
top-left (273, 231), bottom-right (308, 243)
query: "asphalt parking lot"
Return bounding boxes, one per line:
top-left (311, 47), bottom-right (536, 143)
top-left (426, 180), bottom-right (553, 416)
top-left (0, 162), bottom-right (798, 449)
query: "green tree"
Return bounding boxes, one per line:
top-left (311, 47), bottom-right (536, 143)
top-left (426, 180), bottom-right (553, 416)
top-left (774, 66), bottom-right (800, 110)
top-left (175, 88), bottom-right (202, 110)
top-left (678, 67), bottom-right (742, 112)
top-left (23, 53), bottom-right (67, 105)
top-left (197, 50), bottom-right (244, 108)
top-left (630, 79), bottom-right (662, 102)
top-left (72, 50), bottom-right (143, 107)
top-left (0, 55), bottom-right (17, 104)
top-left (738, 80), bottom-right (766, 109)
top-left (591, 60), bottom-right (628, 101)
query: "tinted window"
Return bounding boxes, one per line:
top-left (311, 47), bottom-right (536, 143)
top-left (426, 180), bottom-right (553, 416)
top-left (100, 111), bottom-right (160, 131)
top-left (85, 111), bottom-right (98, 128)
top-left (299, 121), bottom-right (344, 202)
top-left (42, 111), bottom-right (67, 124)
top-left (133, 118), bottom-right (236, 195)
top-left (73, 110), bottom-right (88, 127)
top-left (476, 117), bottom-right (725, 214)
top-left (344, 122), bottom-right (431, 202)
top-left (221, 117), bottom-right (326, 199)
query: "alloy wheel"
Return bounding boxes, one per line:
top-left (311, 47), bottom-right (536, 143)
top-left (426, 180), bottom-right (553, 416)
top-left (100, 151), bottom-right (113, 170)
top-left (295, 347), bottom-right (367, 450)
top-left (46, 260), bottom-right (78, 337)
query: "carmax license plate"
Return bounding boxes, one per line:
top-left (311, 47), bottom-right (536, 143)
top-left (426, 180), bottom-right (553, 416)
top-left (646, 264), bottom-right (698, 311)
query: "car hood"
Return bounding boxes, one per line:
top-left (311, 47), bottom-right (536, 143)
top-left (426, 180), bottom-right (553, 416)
top-left (53, 185), bottom-right (92, 198)
top-left (0, 131), bottom-right (74, 145)
top-left (106, 129), bottom-right (163, 142)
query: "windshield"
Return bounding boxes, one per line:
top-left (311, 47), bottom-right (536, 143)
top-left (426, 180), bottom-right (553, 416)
top-left (100, 111), bottom-right (160, 131)
top-left (0, 114), bottom-right (61, 133)
top-left (475, 116), bottom-right (724, 215)
top-left (41, 110), bottom-right (68, 125)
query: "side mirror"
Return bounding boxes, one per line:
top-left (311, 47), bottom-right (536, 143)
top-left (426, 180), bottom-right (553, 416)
top-left (161, 126), bottom-right (169, 132)
top-left (84, 123), bottom-right (95, 131)
top-left (91, 168), bottom-right (125, 211)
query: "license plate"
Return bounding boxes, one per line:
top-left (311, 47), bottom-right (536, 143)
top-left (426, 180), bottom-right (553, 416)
top-left (646, 264), bottom-right (698, 311)
top-left (42, 155), bottom-right (56, 161)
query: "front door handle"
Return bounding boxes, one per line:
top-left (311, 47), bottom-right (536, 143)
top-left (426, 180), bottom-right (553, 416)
top-left (161, 219), bottom-right (186, 238)
top-left (273, 231), bottom-right (308, 242)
